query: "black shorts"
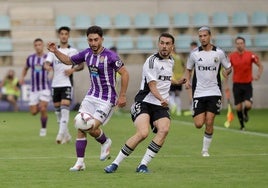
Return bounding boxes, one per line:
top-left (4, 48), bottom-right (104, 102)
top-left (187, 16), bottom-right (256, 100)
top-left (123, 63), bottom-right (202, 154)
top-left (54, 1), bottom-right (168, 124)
top-left (233, 83), bottom-right (253, 105)
top-left (170, 84), bottom-right (182, 92)
top-left (192, 96), bottom-right (222, 117)
top-left (130, 101), bottom-right (170, 133)
top-left (51, 87), bottom-right (73, 103)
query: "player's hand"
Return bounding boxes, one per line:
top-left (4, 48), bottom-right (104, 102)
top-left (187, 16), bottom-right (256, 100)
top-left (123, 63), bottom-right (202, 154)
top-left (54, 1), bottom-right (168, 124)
top-left (160, 98), bottom-right (169, 107)
top-left (185, 79), bottom-right (192, 90)
top-left (19, 79), bottom-right (24, 85)
top-left (47, 42), bottom-right (57, 53)
top-left (177, 78), bottom-right (187, 85)
top-left (64, 68), bottom-right (75, 76)
top-left (116, 95), bottom-right (127, 108)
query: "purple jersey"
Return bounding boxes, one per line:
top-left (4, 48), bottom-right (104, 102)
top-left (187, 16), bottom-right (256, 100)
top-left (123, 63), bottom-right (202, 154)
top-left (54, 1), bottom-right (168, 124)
top-left (71, 48), bottom-right (124, 105)
top-left (26, 53), bottom-right (50, 92)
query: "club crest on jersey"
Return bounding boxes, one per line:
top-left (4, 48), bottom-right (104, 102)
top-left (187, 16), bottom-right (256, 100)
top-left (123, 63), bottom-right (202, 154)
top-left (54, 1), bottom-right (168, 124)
top-left (99, 56), bottom-right (105, 63)
top-left (214, 57), bottom-right (219, 63)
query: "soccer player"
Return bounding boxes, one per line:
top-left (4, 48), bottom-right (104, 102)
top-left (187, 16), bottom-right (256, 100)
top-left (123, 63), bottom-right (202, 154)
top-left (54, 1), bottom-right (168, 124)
top-left (169, 47), bottom-right (185, 116)
top-left (46, 25), bottom-right (129, 171)
top-left (184, 26), bottom-right (232, 157)
top-left (44, 26), bottom-right (84, 144)
top-left (20, 38), bottom-right (51, 136)
top-left (104, 32), bottom-right (186, 173)
top-left (226, 36), bottom-right (263, 130)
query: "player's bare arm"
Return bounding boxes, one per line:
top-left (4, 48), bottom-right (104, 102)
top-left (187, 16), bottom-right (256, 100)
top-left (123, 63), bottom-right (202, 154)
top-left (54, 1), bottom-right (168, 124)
top-left (116, 66), bottom-right (129, 108)
top-left (64, 63), bottom-right (85, 76)
top-left (19, 66), bottom-right (28, 85)
top-left (47, 42), bottom-right (72, 65)
top-left (254, 60), bottom-right (263, 81)
top-left (222, 66), bottom-right (232, 78)
top-left (184, 69), bottom-right (192, 89)
top-left (148, 81), bottom-right (168, 107)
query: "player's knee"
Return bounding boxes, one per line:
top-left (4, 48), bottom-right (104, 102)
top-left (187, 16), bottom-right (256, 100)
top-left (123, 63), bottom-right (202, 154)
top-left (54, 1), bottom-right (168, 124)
top-left (195, 122), bottom-right (203, 129)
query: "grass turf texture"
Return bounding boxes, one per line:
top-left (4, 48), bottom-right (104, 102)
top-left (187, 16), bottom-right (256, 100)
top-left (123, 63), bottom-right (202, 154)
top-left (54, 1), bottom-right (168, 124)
top-left (0, 109), bottom-right (267, 188)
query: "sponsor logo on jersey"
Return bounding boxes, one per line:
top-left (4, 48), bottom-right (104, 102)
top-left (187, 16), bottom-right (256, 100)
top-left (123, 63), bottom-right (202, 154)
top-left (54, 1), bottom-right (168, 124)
top-left (158, 75), bottom-right (172, 81)
top-left (198, 66), bottom-right (217, 71)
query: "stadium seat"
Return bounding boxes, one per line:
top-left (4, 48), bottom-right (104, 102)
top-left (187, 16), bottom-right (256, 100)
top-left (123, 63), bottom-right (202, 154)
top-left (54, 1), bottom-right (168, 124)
top-left (134, 13), bottom-right (151, 29)
top-left (0, 15), bottom-right (11, 31)
top-left (0, 37), bottom-right (13, 52)
top-left (212, 12), bottom-right (229, 27)
top-left (254, 33), bottom-right (268, 48)
top-left (192, 12), bottom-right (209, 27)
top-left (103, 35), bottom-right (114, 49)
top-left (114, 13), bottom-right (131, 29)
top-left (76, 37), bottom-right (88, 50)
top-left (94, 14), bottom-right (112, 29)
top-left (214, 34), bottom-right (233, 50)
top-left (116, 35), bottom-right (134, 51)
top-left (175, 35), bottom-right (193, 52)
top-left (231, 12), bottom-right (248, 27)
top-left (136, 35), bottom-right (154, 51)
top-left (173, 13), bottom-right (190, 28)
top-left (251, 11), bottom-right (268, 27)
top-left (55, 15), bottom-right (72, 29)
top-left (74, 14), bottom-right (91, 30)
top-left (153, 13), bottom-right (170, 29)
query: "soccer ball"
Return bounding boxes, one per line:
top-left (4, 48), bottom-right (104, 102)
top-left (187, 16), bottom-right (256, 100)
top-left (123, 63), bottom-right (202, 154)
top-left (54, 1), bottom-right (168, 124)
top-left (74, 113), bottom-right (94, 130)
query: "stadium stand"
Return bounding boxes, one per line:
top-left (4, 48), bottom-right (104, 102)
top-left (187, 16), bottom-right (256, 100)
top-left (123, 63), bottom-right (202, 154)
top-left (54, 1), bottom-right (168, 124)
top-left (231, 11), bottom-right (249, 27)
top-left (251, 11), bottom-right (268, 27)
top-left (192, 12), bottom-right (210, 27)
top-left (116, 35), bottom-right (134, 52)
top-left (74, 14), bottom-right (91, 30)
top-left (114, 13), bottom-right (132, 29)
top-left (55, 15), bottom-right (72, 29)
top-left (214, 34), bottom-right (233, 50)
top-left (103, 35), bottom-right (114, 49)
top-left (254, 33), bottom-right (268, 49)
top-left (76, 36), bottom-right (88, 50)
top-left (0, 15), bottom-right (11, 31)
top-left (94, 14), bottom-right (112, 29)
top-left (175, 34), bottom-right (193, 52)
top-left (0, 37), bottom-right (13, 54)
top-left (212, 12), bottom-right (229, 28)
top-left (173, 13), bottom-right (190, 28)
top-left (136, 35), bottom-right (154, 52)
top-left (134, 13), bottom-right (151, 29)
top-left (153, 12), bottom-right (170, 29)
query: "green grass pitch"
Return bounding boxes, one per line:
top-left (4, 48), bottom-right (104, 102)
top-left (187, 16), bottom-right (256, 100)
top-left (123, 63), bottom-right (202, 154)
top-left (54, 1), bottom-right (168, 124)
top-left (0, 109), bottom-right (267, 188)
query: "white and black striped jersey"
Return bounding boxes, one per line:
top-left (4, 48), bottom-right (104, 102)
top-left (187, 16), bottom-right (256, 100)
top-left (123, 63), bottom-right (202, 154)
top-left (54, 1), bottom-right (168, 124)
top-left (187, 46), bottom-right (231, 98)
top-left (134, 53), bottom-right (174, 106)
top-left (46, 46), bottom-right (78, 88)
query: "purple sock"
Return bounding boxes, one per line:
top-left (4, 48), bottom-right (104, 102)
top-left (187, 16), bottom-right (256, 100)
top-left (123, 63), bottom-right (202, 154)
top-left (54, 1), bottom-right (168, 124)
top-left (41, 116), bottom-right (47, 129)
top-left (95, 132), bottom-right (107, 144)
top-left (76, 139), bottom-right (87, 157)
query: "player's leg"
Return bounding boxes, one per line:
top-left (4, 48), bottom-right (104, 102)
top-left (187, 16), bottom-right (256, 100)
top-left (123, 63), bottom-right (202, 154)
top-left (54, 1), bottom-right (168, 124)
top-left (243, 83), bottom-right (253, 122)
top-left (69, 130), bottom-right (87, 171)
top-left (105, 113), bottom-right (150, 173)
top-left (233, 83), bottom-right (245, 130)
top-left (202, 112), bottom-right (216, 157)
top-left (137, 115), bottom-right (170, 173)
top-left (39, 100), bottom-right (49, 136)
top-left (7, 94), bottom-right (18, 112)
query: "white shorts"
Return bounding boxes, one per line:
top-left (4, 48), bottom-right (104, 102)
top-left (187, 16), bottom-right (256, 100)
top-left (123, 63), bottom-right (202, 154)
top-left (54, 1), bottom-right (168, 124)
top-left (79, 95), bottom-right (114, 125)
top-left (29, 89), bottom-right (51, 106)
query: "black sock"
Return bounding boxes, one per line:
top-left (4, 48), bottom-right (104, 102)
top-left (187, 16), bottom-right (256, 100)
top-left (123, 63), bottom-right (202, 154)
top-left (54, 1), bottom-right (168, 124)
top-left (237, 111), bottom-right (244, 128)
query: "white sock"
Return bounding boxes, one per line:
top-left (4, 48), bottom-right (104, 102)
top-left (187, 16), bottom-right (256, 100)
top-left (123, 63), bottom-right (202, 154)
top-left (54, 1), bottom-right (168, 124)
top-left (59, 106), bottom-right (70, 135)
top-left (140, 148), bottom-right (157, 166)
top-left (113, 151), bottom-right (128, 166)
top-left (202, 134), bottom-right (212, 152)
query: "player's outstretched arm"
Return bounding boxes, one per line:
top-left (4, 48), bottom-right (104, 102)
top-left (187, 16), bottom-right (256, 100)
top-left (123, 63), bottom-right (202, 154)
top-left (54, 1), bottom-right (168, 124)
top-left (117, 66), bottom-right (129, 108)
top-left (47, 42), bottom-right (72, 65)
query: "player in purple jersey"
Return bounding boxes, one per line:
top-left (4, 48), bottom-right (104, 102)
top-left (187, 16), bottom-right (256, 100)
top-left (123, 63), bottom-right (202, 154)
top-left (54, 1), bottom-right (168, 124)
top-left (47, 25), bottom-right (129, 171)
top-left (20, 38), bottom-right (51, 136)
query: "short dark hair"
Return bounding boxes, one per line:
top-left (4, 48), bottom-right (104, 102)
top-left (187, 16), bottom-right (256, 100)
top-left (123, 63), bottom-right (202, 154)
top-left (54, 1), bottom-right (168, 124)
top-left (109, 46), bottom-right (117, 52)
top-left (33, 38), bottom-right (43, 43)
top-left (58, 26), bottom-right (71, 34)
top-left (235, 36), bottom-right (245, 43)
top-left (86, 25), bottom-right (103, 37)
top-left (159, 32), bottom-right (175, 44)
top-left (190, 41), bottom-right (198, 47)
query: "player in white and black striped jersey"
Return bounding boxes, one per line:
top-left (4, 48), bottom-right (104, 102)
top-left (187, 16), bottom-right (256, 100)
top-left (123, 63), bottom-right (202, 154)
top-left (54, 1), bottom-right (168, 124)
top-left (44, 26), bottom-right (84, 144)
top-left (185, 26), bottom-right (232, 157)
